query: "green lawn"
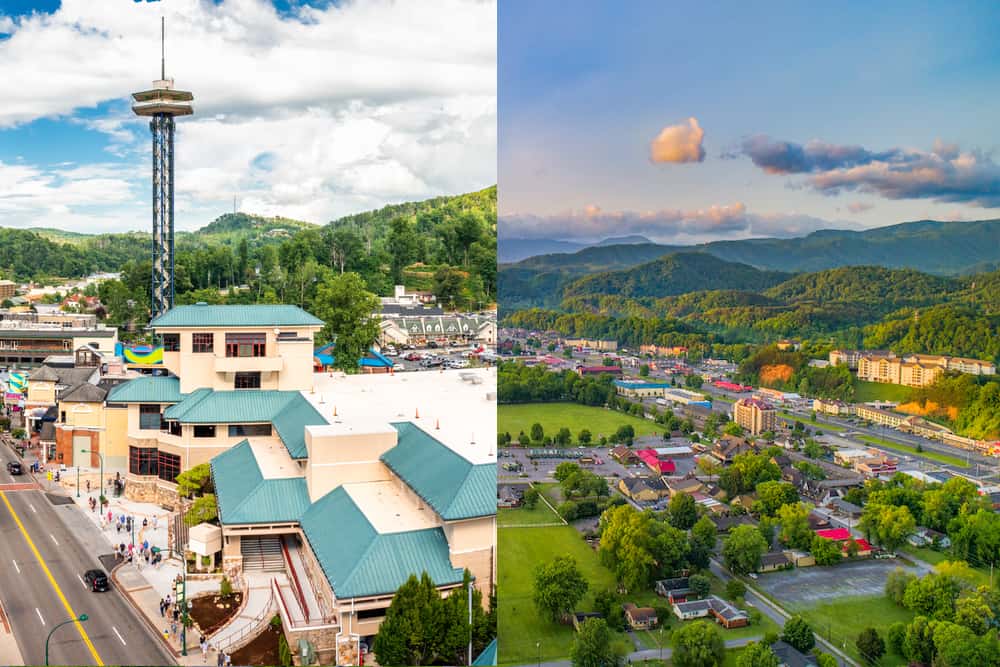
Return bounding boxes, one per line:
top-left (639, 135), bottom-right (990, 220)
top-left (788, 595), bottom-right (914, 666)
top-left (498, 525), bottom-right (618, 664)
top-left (900, 546), bottom-right (992, 587)
top-left (498, 501), bottom-right (564, 527)
top-left (855, 381), bottom-right (914, 403)
top-left (857, 434), bottom-right (968, 467)
top-left (780, 415), bottom-right (845, 432)
top-left (499, 402), bottom-right (663, 443)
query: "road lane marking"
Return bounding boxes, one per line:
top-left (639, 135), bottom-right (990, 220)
top-left (35, 608), bottom-right (44, 626)
top-left (28, 503), bottom-right (36, 513)
top-left (112, 626), bottom-right (126, 646)
top-left (0, 491), bottom-right (103, 665)
top-left (79, 574), bottom-right (87, 589)
top-left (49, 533), bottom-right (59, 546)
top-left (11, 559), bottom-right (18, 574)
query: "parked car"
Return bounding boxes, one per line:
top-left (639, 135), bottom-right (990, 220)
top-left (84, 569), bottom-right (109, 592)
top-left (6, 461), bottom-right (22, 475)
top-left (426, 341), bottom-right (439, 349)
top-left (404, 352), bottom-right (422, 361)
top-left (383, 346), bottom-right (399, 357)
top-left (393, 363), bottom-right (406, 372)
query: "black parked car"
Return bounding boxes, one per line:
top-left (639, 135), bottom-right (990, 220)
top-left (6, 461), bottom-right (22, 475)
top-left (84, 569), bottom-right (109, 592)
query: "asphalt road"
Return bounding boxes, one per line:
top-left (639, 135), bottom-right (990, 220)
top-left (0, 445), bottom-right (175, 667)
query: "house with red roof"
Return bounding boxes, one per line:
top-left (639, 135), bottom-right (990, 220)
top-left (637, 448), bottom-right (676, 474)
top-left (814, 528), bottom-right (872, 558)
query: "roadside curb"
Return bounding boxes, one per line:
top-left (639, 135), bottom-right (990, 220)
top-left (110, 561), bottom-right (183, 661)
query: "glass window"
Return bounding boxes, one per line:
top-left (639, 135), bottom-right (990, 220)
top-left (193, 425), bottom-right (216, 438)
top-left (139, 405), bottom-right (162, 430)
top-left (162, 334), bottom-right (180, 352)
top-left (192, 333), bottom-right (214, 354)
top-left (129, 447), bottom-right (157, 476)
top-left (234, 372), bottom-right (261, 389)
top-left (157, 451), bottom-right (181, 483)
top-left (225, 333), bottom-right (266, 358)
top-left (228, 424), bottom-right (272, 437)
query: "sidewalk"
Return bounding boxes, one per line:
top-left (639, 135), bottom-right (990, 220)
top-left (0, 597), bottom-right (25, 667)
top-left (43, 472), bottom-right (222, 666)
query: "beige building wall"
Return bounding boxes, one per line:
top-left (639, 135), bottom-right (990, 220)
top-left (27, 380), bottom-right (56, 405)
top-left (443, 516), bottom-right (496, 599)
top-left (304, 424), bottom-right (397, 502)
top-left (70, 332), bottom-right (118, 354)
top-left (157, 325), bottom-right (319, 394)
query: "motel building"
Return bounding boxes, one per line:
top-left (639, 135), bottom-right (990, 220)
top-left (104, 304), bottom-right (496, 663)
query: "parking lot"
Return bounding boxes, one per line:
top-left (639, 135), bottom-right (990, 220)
top-left (753, 558), bottom-right (929, 606)
top-left (387, 344), bottom-right (490, 373)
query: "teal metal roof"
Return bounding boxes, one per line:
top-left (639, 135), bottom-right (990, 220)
top-left (150, 304), bottom-right (324, 328)
top-left (210, 441), bottom-right (311, 525)
top-left (163, 390), bottom-right (327, 459)
top-left (106, 376), bottom-right (183, 404)
top-left (472, 639), bottom-right (497, 666)
top-left (381, 422), bottom-right (497, 521)
top-left (299, 487), bottom-right (464, 599)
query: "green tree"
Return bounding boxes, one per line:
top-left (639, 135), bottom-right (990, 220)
top-left (434, 266), bottom-right (466, 309)
top-left (723, 524), bottom-right (767, 575)
top-left (533, 556), bottom-right (589, 623)
top-left (886, 621), bottom-right (906, 656)
top-left (531, 422), bottom-right (545, 443)
top-left (386, 217), bottom-right (421, 284)
top-left (810, 535), bottom-right (842, 566)
top-left (754, 480), bottom-right (799, 516)
top-left (578, 429), bottom-right (592, 444)
top-left (570, 617), bottom-right (624, 667)
top-left (781, 615), bottom-right (815, 653)
top-left (856, 627), bottom-right (885, 664)
top-left (522, 487), bottom-right (540, 509)
top-left (175, 463), bottom-right (213, 498)
top-left (672, 620), bottom-right (724, 667)
top-left (183, 494), bottom-right (218, 526)
top-left (669, 492), bottom-right (699, 530)
top-left (777, 502), bottom-right (814, 550)
top-left (885, 568), bottom-right (917, 606)
top-left (685, 374), bottom-right (704, 390)
top-left (689, 515), bottom-right (718, 569)
top-left (311, 272), bottom-right (380, 372)
top-left (725, 579), bottom-right (746, 601)
top-left (555, 427), bottom-right (572, 446)
top-left (736, 641), bottom-right (779, 667)
top-left (639, 364), bottom-right (650, 377)
top-left (689, 574), bottom-right (711, 598)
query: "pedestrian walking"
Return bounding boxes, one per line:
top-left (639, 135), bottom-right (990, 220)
top-left (153, 515), bottom-right (159, 530)
top-left (224, 651), bottom-right (231, 666)
top-left (170, 620), bottom-right (178, 639)
top-left (159, 598), bottom-right (165, 617)
top-left (200, 635), bottom-right (208, 662)
top-left (217, 649), bottom-right (225, 667)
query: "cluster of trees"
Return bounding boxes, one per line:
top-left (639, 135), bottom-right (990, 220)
top-left (853, 474), bottom-right (996, 558)
top-left (718, 451), bottom-right (781, 498)
top-left (498, 363), bottom-right (616, 405)
top-left (598, 504), bottom-right (703, 591)
top-left (863, 304), bottom-right (1000, 364)
top-left (908, 372), bottom-right (1000, 439)
top-left (372, 571), bottom-right (495, 666)
top-left (883, 564), bottom-right (1000, 665)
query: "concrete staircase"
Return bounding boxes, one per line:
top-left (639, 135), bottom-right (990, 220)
top-left (241, 536), bottom-right (284, 572)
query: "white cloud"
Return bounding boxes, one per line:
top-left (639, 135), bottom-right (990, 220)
top-left (0, 0), bottom-right (496, 232)
top-left (649, 117), bottom-right (705, 164)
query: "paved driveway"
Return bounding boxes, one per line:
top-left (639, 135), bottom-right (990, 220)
top-left (754, 558), bottom-right (924, 606)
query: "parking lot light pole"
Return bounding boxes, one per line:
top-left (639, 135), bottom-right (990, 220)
top-left (45, 614), bottom-right (88, 666)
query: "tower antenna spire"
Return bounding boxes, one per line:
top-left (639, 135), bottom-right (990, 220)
top-left (161, 16), bottom-right (165, 80)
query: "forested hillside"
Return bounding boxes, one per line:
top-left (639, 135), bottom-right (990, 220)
top-left (2, 186), bottom-right (497, 335)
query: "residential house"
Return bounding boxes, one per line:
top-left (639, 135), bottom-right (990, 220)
top-left (771, 640), bottom-right (818, 667)
top-left (619, 476), bottom-right (670, 503)
top-left (759, 552), bottom-right (791, 572)
top-left (672, 596), bottom-right (749, 628)
top-left (668, 477), bottom-right (704, 498)
top-left (655, 577), bottom-right (692, 602)
top-left (711, 515), bottom-right (758, 533)
top-left (610, 445), bottom-right (639, 464)
top-left (623, 603), bottom-right (658, 630)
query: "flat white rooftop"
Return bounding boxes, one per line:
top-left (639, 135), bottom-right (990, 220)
top-left (344, 480), bottom-right (438, 533)
top-left (250, 438), bottom-right (302, 480)
top-left (306, 367), bottom-right (497, 465)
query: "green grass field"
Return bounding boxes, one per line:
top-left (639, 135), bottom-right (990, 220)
top-left (499, 402), bottom-right (663, 443)
top-left (900, 546), bottom-right (992, 586)
top-left (498, 499), bottom-right (564, 527)
top-left (788, 595), bottom-right (913, 666)
top-left (780, 415), bottom-right (845, 432)
top-left (498, 525), bottom-right (618, 664)
top-left (855, 381), bottom-right (914, 403)
top-left (857, 434), bottom-right (968, 467)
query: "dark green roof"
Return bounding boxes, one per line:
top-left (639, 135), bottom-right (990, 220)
top-left (106, 376), bottom-right (183, 404)
top-left (150, 304), bottom-right (323, 328)
top-left (381, 422), bottom-right (496, 521)
top-left (163, 389), bottom-right (327, 459)
top-left (299, 487), bottom-right (464, 599)
top-left (210, 440), bottom-right (311, 525)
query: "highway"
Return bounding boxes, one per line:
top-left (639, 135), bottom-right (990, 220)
top-left (0, 445), bottom-right (175, 666)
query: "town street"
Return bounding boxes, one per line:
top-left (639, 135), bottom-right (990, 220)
top-left (0, 445), bottom-right (175, 666)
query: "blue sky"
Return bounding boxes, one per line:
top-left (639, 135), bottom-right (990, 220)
top-left (0, 0), bottom-right (495, 233)
top-left (499, 1), bottom-right (1000, 242)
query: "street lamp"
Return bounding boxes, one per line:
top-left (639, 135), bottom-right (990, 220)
top-left (45, 613), bottom-right (88, 666)
top-left (79, 448), bottom-right (103, 503)
top-left (536, 641), bottom-right (540, 667)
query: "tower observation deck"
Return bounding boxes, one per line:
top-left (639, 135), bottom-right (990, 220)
top-left (131, 19), bottom-right (193, 320)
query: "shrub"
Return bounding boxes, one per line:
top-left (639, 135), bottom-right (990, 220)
top-left (220, 576), bottom-right (234, 598)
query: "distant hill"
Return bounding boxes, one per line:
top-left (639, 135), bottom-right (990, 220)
top-left (498, 233), bottom-right (653, 263)
top-left (563, 252), bottom-right (792, 300)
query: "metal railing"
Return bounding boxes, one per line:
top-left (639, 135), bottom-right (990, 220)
top-left (280, 538), bottom-right (310, 623)
top-left (212, 584), bottom-right (276, 654)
